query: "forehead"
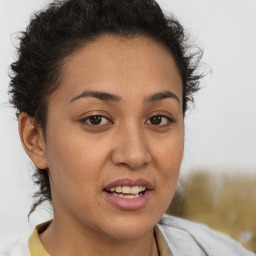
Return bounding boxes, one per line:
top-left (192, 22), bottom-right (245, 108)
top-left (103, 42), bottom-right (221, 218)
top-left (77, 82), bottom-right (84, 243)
top-left (51, 35), bottom-right (182, 105)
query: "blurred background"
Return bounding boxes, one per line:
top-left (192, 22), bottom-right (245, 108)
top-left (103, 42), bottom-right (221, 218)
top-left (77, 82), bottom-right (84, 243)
top-left (0, 0), bottom-right (255, 252)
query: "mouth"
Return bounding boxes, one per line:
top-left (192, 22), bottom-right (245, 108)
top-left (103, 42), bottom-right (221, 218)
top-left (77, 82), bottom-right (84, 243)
top-left (103, 178), bottom-right (153, 210)
top-left (104, 185), bottom-right (147, 199)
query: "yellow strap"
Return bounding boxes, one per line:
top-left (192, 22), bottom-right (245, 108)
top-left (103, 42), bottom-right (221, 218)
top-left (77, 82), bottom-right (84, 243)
top-left (28, 222), bottom-right (51, 256)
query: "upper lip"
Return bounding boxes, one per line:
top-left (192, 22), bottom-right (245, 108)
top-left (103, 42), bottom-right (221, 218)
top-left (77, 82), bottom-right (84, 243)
top-left (104, 178), bottom-right (153, 191)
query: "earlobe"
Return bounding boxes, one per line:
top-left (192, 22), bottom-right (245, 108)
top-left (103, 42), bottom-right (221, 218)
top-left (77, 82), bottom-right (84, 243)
top-left (19, 112), bottom-right (48, 169)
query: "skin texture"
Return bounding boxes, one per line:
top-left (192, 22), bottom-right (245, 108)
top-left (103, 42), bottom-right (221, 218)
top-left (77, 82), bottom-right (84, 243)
top-left (19, 35), bottom-right (184, 256)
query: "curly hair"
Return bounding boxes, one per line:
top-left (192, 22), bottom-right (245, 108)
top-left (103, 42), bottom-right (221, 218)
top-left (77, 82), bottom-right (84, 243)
top-left (9, 0), bottom-right (203, 216)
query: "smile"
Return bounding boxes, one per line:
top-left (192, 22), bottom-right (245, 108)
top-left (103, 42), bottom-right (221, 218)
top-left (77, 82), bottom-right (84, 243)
top-left (105, 185), bottom-right (147, 199)
top-left (103, 178), bottom-right (153, 210)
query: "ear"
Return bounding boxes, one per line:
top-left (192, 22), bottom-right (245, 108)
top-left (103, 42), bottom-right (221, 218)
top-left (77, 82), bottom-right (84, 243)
top-left (19, 112), bottom-right (48, 169)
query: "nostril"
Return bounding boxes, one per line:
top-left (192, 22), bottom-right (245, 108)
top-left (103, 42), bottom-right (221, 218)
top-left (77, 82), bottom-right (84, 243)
top-left (118, 162), bottom-right (130, 168)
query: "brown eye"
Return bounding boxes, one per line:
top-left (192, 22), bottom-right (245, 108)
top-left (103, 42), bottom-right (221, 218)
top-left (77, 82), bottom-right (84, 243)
top-left (150, 116), bottom-right (162, 125)
top-left (81, 115), bottom-right (111, 126)
top-left (146, 115), bottom-right (174, 126)
top-left (89, 116), bottom-right (102, 125)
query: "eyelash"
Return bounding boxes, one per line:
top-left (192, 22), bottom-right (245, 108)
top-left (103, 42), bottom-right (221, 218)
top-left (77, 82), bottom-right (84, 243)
top-left (81, 115), bottom-right (112, 127)
top-left (80, 114), bottom-right (175, 127)
top-left (145, 115), bottom-right (175, 126)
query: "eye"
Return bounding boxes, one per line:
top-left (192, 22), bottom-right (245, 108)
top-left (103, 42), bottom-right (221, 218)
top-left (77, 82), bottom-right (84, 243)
top-left (145, 115), bottom-right (174, 126)
top-left (81, 115), bottom-right (112, 126)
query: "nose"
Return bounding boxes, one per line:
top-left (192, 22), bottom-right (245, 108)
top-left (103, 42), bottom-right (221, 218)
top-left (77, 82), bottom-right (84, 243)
top-left (111, 125), bottom-right (152, 170)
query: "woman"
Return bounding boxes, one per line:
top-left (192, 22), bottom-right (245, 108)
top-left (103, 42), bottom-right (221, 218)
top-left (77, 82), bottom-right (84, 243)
top-left (2, 0), bottom-right (254, 255)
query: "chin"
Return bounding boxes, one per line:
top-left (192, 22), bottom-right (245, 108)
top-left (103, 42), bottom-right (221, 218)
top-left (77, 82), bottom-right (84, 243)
top-left (95, 212), bottom-right (161, 240)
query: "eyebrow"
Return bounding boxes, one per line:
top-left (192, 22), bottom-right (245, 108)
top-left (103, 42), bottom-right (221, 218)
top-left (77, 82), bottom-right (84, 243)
top-left (144, 91), bottom-right (180, 104)
top-left (70, 90), bottom-right (180, 104)
top-left (70, 90), bottom-right (121, 103)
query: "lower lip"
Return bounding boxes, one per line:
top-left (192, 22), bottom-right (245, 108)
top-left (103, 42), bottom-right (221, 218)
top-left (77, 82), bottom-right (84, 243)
top-left (103, 190), bottom-right (152, 210)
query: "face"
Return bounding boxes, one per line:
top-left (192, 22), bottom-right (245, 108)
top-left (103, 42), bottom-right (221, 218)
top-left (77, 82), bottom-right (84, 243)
top-left (43, 35), bottom-right (184, 239)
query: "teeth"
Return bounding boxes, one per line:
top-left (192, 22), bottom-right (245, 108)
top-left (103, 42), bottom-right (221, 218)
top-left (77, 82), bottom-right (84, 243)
top-left (116, 186), bottom-right (122, 193)
top-left (130, 186), bottom-right (140, 194)
top-left (112, 193), bottom-right (141, 199)
top-left (107, 185), bottom-right (146, 194)
top-left (122, 186), bottom-right (131, 193)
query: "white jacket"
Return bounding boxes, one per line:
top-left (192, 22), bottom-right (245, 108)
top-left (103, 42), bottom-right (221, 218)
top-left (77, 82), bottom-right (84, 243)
top-left (1, 214), bottom-right (255, 256)
top-left (157, 214), bottom-right (255, 256)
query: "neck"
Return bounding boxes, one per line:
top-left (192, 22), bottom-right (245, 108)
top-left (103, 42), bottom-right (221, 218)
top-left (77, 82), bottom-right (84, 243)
top-left (39, 217), bottom-right (159, 256)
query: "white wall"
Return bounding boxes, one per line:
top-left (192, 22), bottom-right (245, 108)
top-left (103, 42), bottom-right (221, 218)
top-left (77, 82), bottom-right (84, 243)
top-left (0, 0), bottom-right (255, 249)
top-left (158, 0), bottom-right (256, 174)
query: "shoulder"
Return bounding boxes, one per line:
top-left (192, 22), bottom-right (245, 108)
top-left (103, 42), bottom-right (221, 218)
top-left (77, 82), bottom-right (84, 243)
top-left (157, 214), bottom-right (255, 256)
top-left (0, 238), bottom-right (30, 256)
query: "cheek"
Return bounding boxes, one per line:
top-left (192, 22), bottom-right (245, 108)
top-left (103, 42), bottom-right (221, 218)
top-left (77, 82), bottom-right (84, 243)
top-left (153, 126), bottom-right (184, 174)
top-left (151, 128), bottom-right (184, 205)
top-left (44, 126), bottom-right (109, 203)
